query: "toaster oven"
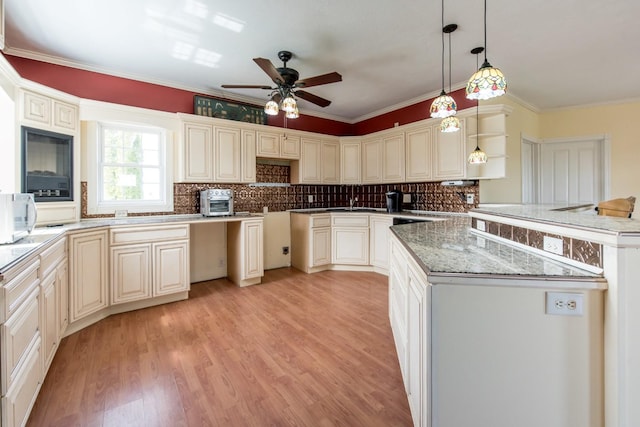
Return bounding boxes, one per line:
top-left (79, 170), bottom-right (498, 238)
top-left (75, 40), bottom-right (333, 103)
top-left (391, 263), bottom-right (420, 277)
top-left (200, 189), bottom-right (233, 216)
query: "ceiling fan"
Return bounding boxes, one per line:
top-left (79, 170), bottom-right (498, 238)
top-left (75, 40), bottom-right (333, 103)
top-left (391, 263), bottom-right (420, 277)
top-left (221, 50), bottom-right (342, 113)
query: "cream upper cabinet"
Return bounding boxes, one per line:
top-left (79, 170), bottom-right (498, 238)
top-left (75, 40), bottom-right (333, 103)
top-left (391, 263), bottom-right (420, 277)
top-left (321, 141), bottom-right (340, 184)
top-left (183, 121), bottom-right (214, 182)
top-left (181, 116), bottom-right (256, 183)
top-left (361, 138), bottom-right (384, 184)
top-left (383, 133), bottom-right (405, 183)
top-left (433, 118), bottom-right (466, 180)
top-left (214, 125), bottom-right (242, 182)
top-left (69, 229), bottom-right (109, 324)
top-left (291, 137), bottom-right (340, 185)
top-left (256, 130), bottom-right (300, 159)
top-left (340, 139), bottom-right (361, 184)
top-left (406, 126), bottom-right (433, 182)
top-left (292, 137), bottom-right (322, 184)
top-left (241, 129), bottom-right (257, 183)
top-left (21, 90), bottom-right (78, 133)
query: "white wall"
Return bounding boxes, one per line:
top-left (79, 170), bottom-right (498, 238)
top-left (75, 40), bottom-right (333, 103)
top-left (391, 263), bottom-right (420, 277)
top-left (0, 83), bottom-right (16, 193)
top-left (263, 211), bottom-right (291, 269)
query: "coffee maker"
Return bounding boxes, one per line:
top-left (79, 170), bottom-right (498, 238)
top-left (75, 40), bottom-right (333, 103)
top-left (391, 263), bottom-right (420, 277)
top-left (386, 189), bottom-right (403, 213)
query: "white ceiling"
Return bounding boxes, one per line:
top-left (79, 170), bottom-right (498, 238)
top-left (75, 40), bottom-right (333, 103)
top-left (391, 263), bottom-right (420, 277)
top-left (4, 0), bottom-right (640, 122)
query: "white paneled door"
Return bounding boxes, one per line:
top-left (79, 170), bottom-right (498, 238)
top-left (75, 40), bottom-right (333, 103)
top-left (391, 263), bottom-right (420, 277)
top-left (538, 138), bottom-right (606, 205)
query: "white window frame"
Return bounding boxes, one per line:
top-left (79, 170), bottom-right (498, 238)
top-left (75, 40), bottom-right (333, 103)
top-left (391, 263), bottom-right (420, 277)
top-left (87, 121), bottom-right (173, 215)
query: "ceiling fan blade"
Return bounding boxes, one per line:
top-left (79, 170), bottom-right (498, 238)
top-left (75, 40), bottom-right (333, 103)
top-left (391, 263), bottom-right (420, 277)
top-left (253, 57), bottom-right (285, 84)
top-left (295, 90), bottom-right (332, 107)
top-left (221, 84), bottom-right (273, 89)
top-left (295, 72), bottom-right (342, 88)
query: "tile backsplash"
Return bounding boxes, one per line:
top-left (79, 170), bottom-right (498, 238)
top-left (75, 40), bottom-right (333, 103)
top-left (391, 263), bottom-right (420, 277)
top-left (82, 163), bottom-right (479, 218)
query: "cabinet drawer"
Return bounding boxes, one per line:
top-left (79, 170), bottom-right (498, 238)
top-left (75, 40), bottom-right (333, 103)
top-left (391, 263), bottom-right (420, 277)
top-left (311, 215), bottom-right (331, 228)
top-left (331, 214), bottom-right (369, 227)
top-left (1, 262), bottom-right (40, 323)
top-left (110, 224), bottom-right (189, 245)
top-left (2, 338), bottom-right (41, 427)
top-left (1, 288), bottom-right (39, 395)
top-left (39, 237), bottom-right (67, 279)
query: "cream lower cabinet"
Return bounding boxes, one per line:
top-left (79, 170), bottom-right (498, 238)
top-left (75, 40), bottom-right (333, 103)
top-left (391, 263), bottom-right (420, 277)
top-left (1, 259), bottom-right (42, 427)
top-left (110, 225), bottom-right (190, 305)
top-left (227, 219), bottom-right (264, 287)
top-left (369, 215), bottom-right (393, 271)
top-left (39, 237), bottom-right (68, 377)
top-left (291, 213), bottom-right (331, 273)
top-left (69, 229), bottom-right (109, 324)
top-left (331, 214), bottom-right (369, 265)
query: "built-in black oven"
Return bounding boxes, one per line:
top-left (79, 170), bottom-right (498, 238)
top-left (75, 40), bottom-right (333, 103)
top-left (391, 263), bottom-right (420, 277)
top-left (21, 126), bottom-right (73, 202)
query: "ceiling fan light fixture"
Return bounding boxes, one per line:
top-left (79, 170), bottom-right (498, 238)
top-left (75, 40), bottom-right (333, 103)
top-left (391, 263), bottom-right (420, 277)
top-left (441, 116), bottom-right (460, 132)
top-left (282, 96), bottom-right (297, 113)
top-left (264, 99), bottom-right (279, 116)
top-left (285, 106), bottom-right (299, 119)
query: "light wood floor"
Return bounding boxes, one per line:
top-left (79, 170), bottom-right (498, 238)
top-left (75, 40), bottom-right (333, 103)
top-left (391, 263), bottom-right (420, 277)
top-left (27, 268), bottom-right (412, 427)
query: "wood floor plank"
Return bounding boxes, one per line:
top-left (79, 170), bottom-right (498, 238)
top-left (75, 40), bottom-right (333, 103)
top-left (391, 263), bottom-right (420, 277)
top-left (27, 268), bottom-right (412, 426)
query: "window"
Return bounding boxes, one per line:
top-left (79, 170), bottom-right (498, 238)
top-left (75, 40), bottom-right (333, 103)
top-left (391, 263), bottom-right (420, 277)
top-left (87, 122), bottom-right (173, 214)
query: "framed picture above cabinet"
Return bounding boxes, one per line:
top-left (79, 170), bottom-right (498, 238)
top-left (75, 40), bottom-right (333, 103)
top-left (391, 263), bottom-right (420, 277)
top-left (194, 95), bottom-right (265, 125)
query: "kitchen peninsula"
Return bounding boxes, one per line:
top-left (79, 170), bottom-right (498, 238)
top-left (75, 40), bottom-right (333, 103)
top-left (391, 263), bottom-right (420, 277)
top-left (389, 204), bottom-right (639, 427)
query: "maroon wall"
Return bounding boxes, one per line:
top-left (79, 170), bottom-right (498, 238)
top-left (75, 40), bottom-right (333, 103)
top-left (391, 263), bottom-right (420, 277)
top-left (4, 54), bottom-right (474, 137)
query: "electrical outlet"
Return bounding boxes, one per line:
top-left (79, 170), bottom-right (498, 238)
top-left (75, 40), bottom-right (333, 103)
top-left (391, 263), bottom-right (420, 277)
top-left (282, 246), bottom-right (289, 255)
top-left (543, 236), bottom-right (564, 255)
top-left (218, 258), bottom-right (225, 267)
top-left (403, 193), bottom-right (411, 203)
top-left (466, 194), bottom-right (475, 204)
top-left (115, 209), bottom-right (128, 218)
top-left (476, 220), bottom-right (486, 232)
top-left (308, 195), bottom-right (314, 203)
top-left (546, 292), bottom-right (584, 316)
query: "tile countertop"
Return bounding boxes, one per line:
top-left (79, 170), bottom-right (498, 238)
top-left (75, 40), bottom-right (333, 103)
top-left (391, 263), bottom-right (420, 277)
top-left (473, 204), bottom-right (640, 234)
top-left (0, 213), bottom-right (263, 276)
top-left (391, 216), bottom-right (606, 287)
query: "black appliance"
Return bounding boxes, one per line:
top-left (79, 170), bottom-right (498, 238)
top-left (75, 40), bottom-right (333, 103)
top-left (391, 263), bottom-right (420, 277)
top-left (386, 190), bottom-right (403, 213)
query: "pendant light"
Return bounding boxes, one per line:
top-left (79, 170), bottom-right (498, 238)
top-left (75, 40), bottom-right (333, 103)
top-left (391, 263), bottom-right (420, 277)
top-left (465, 0), bottom-right (507, 100)
top-left (441, 24), bottom-right (460, 133)
top-left (430, 0), bottom-right (457, 118)
top-left (468, 47), bottom-right (488, 164)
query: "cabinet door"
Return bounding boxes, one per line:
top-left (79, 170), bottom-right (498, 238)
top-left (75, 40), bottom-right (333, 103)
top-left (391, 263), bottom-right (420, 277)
top-left (2, 339), bottom-right (41, 427)
top-left (280, 135), bottom-right (300, 159)
top-left (184, 122), bottom-right (214, 182)
top-left (41, 271), bottom-right (57, 374)
top-left (321, 141), bottom-right (340, 184)
top-left (383, 134), bottom-right (405, 182)
top-left (241, 129), bottom-right (257, 183)
top-left (311, 227), bottom-right (331, 267)
top-left (53, 101), bottom-right (78, 131)
top-left (243, 221), bottom-right (264, 279)
top-left (332, 227), bottom-right (369, 265)
top-left (23, 91), bottom-right (50, 125)
top-left (214, 126), bottom-right (242, 182)
top-left (361, 139), bottom-right (384, 184)
top-left (406, 264), bottom-right (429, 427)
top-left (406, 127), bottom-right (433, 182)
top-left (111, 244), bottom-right (152, 304)
top-left (153, 240), bottom-right (190, 296)
top-left (299, 138), bottom-right (322, 183)
top-left (340, 140), bottom-right (361, 184)
top-left (370, 216), bottom-right (393, 269)
top-left (433, 121), bottom-right (466, 180)
top-left (56, 259), bottom-right (69, 337)
top-left (69, 230), bottom-right (108, 323)
top-left (256, 131), bottom-right (280, 157)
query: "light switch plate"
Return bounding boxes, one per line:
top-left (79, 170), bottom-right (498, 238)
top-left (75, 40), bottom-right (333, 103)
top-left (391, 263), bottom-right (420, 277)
top-left (466, 194), bottom-right (475, 204)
